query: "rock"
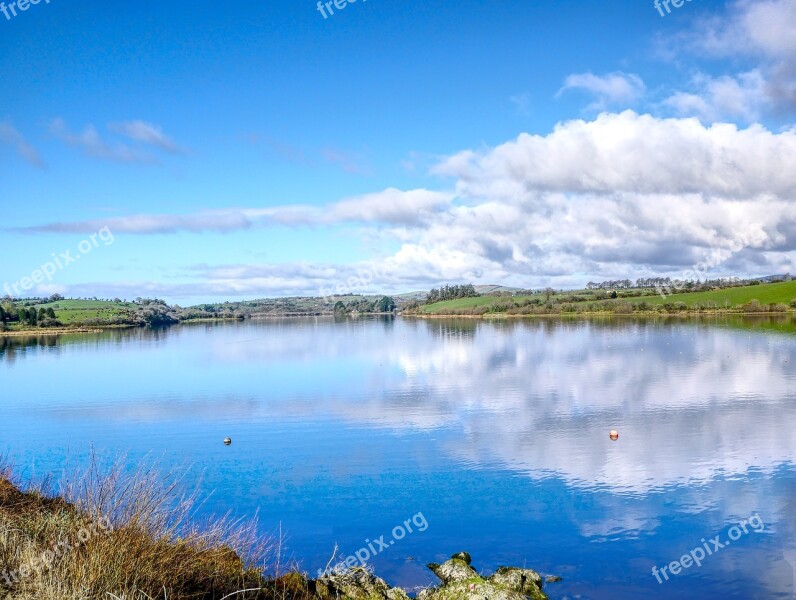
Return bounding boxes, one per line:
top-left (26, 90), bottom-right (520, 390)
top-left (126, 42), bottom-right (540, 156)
top-left (422, 579), bottom-right (528, 600)
top-left (424, 557), bottom-right (549, 600)
top-left (428, 556), bottom-right (479, 583)
top-left (489, 567), bottom-right (544, 594)
top-left (545, 575), bottom-right (562, 583)
top-left (311, 552), bottom-right (550, 600)
top-left (451, 551), bottom-right (472, 565)
top-left (315, 566), bottom-right (409, 600)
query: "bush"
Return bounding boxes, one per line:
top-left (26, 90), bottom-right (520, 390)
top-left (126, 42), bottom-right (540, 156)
top-left (742, 300), bottom-right (765, 313)
top-left (612, 302), bottom-right (634, 315)
top-left (791, 299), bottom-right (796, 309)
top-left (0, 458), bottom-right (274, 600)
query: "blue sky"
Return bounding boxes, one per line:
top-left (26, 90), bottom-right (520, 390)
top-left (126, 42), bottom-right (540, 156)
top-left (1, 0), bottom-right (795, 304)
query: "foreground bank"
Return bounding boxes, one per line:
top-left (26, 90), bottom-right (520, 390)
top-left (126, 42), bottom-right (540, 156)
top-left (0, 474), bottom-right (554, 600)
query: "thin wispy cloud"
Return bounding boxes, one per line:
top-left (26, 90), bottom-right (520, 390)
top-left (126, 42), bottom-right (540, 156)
top-left (49, 118), bottom-right (152, 163)
top-left (0, 121), bottom-right (45, 168)
top-left (322, 147), bottom-right (371, 175)
top-left (509, 93), bottom-right (531, 116)
top-left (110, 120), bottom-right (184, 153)
top-left (12, 188), bottom-right (455, 235)
top-left (48, 118), bottom-right (184, 163)
top-left (557, 72), bottom-right (645, 111)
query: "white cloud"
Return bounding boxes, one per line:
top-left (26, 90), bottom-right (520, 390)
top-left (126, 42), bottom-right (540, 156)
top-left (664, 71), bottom-right (768, 122)
top-left (16, 112), bottom-right (796, 293)
top-left (557, 72), bottom-right (645, 111)
top-left (434, 110), bottom-right (796, 197)
top-left (16, 188), bottom-right (455, 235)
top-left (666, 0), bottom-right (796, 120)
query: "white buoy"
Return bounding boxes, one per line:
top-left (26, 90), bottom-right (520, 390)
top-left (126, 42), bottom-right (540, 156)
top-left (224, 437), bottom-right (232, 446)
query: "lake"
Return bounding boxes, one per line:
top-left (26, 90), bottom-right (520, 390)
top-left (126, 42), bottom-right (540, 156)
top-left (2, 316), bottom-right (795, 599)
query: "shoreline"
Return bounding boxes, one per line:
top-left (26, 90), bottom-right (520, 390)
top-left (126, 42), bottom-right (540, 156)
top-left (0, 327), bottom-right (108, 337)
top-left (2, 310), bottom-right (794, 337)
top-left (405, 309), bottom-right (796, 319)
top-left (0, 473), bottom-right (553, 600)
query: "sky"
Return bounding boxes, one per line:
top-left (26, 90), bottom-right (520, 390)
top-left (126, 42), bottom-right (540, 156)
top-left (1, 0), bottom-right (795, 304)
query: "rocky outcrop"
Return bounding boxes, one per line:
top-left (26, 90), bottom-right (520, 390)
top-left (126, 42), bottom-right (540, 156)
top-left (312, 552), bottom-right (553, 600)
top-left (420, 555), bottom-right (549, 600)
top-left (313, 567), bottom-right (410, 600)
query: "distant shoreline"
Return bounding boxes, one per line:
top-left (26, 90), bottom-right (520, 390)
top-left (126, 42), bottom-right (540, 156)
top-left (3, 310), bottom-right (794, 338)
top-left (406, 309), bottom-right (796, 319)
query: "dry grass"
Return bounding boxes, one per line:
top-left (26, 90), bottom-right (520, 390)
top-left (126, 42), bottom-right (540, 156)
top-left (0, 456), bottom-right (317, 600)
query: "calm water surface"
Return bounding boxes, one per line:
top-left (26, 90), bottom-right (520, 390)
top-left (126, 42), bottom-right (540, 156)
top-left (2, 316), bottom-right (795, 599)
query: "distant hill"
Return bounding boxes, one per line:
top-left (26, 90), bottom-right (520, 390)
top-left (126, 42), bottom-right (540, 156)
top-left (473, 285), bottom-right (524, 295)
top-left (395, 285), bottom-right (521, 302)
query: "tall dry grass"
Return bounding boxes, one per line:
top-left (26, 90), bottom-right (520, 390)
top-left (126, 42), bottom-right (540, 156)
top-left (0, 455), bottom-right (314, 600)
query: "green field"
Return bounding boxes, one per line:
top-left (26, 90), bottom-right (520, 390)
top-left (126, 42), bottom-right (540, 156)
top-left (420, 295), bottom-right (519, 314)
top-left (642, 281), bottom-right (796, 307)
top-left (20, 299), bottom-right (136, 324)
top-left (419, 280), bottom-right (796, 314)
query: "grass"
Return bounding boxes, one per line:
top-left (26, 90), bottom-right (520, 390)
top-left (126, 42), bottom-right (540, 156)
top-left (416, 281), bottom-right (796, 315)
top-left (0, 456), bottom-right (304, 600)
top-left (0, 456), bottom-right (420, 599)
top-left (641, 280), bottom-right (796, 307)
top-left (35, 300), bottom-right (137, 325)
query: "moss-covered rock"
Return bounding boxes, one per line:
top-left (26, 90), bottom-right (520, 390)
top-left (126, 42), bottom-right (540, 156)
top-left (315, 566), bottom-right (410, 600)
top-left (450, 551), bottom-right (472, 565)
top-left (427, 557), bottom-right (480, 583)
top-left (422, 553), bottom-right (549, 600)
top-left (489, 567), bottom-right (546, 599)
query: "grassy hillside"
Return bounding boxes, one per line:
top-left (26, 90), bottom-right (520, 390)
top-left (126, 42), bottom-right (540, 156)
top-left (36, 299), bottom-right (137, 324)
top-left (642, 280), bottom-right (796, 307)
top-left (417, 281), bottom-right (796, 316)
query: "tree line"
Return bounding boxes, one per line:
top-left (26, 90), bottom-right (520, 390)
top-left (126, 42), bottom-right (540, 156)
top-left (426, 284), bottom-right (479, 303)
top-left (0, 304), bottom-right (58, 327)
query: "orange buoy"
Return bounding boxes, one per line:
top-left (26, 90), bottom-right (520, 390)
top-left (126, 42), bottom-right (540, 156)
top-left (609, 430), bottom-right (619, 441)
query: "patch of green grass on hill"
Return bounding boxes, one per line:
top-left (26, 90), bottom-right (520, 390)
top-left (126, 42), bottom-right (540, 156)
top-left (419, 294), bottom-right (555, 314)
top-left (417, 281), bottom-right (796, 315)
top-left (644, 280), bottom-right (796, 307)
top-left (34, 299), bottom-right (136, 324)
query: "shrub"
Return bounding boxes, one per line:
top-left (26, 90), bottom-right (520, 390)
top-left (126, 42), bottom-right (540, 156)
top-left (0, 458), bottom-right (276, 600)
top-left (742, 300), bottom-right (765, 313)
top-left (791, 298), bottom-right (796, 309)
top-left (612, 302), bottom-right (634, 315)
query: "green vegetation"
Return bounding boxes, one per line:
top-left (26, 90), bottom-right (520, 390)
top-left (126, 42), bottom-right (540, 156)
top-left (426, 284), bottom-right (479, 303)
top-left (1, 294), bottom-right (400, 334)
top-left (1, 461), bottom-right (536, 600)
top-left (411, 280), bottom-right (796, 317)
top-left (641, 280), bottom-right (796, 307)
top-left (2, 279), bottom-right (793, 331)
top-left (0, 460), bottom-right (311, 600)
